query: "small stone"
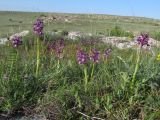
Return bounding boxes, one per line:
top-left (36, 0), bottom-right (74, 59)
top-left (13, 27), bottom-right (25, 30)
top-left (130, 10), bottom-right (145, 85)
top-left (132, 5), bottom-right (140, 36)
top-left (9, 30), bottom-right (29, 40)
top-left (0, 38), bottom-right (8, 45)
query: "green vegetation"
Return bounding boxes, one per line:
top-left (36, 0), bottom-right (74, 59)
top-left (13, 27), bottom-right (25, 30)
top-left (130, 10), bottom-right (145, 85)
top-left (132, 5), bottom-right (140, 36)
top-left (109, 26), bottom-right (134, 38)
top-left (0, 11), bottom-right (160, 119)
top-left (0, 32), bottom-right (160, 119)
top-left (1, 11), bottom-right (160, 37)
top-left (150, 31), bottom-right (160, 41)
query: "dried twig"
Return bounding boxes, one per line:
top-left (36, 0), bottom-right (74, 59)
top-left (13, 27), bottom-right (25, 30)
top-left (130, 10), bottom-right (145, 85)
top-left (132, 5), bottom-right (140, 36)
top-left (76, 111), bottom-right (105, 120)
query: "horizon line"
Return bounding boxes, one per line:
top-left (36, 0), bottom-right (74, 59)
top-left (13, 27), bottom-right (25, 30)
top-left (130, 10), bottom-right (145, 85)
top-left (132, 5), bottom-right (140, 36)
top-left (0, 10), bottom-right (159, 20)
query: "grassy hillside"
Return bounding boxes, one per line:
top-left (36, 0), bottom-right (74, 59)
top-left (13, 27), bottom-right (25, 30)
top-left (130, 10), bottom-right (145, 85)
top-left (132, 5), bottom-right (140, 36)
top-left (0, 11), bottom-right (160, 119)
top-left (0, 11), bottom-right (160, 37)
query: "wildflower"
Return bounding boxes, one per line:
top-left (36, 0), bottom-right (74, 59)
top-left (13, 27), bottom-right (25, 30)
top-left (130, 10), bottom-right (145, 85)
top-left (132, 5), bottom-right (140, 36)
top-left (48, 39), bottom-right (65, 58)
top-left (77, 49), bottom-right (89, 64)
top-left (137, 33), bottom-right (150, 48)
top-left (55, 47), bottom-right (63, 58)
top-left (11, 36), bottom-right (22, 48)
top-left (104, 48), bottom-right (111, 58)
top-left (33, 19), bottom-right (44, 36)
top-left (157, 53), bottom-right (160, 61)
top-left (90, 49), bottom-right (100, 63)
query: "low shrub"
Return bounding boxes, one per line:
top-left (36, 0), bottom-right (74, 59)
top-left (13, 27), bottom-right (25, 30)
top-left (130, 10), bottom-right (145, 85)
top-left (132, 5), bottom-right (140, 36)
top-left (150, 31), bottom-right (160, 41)
top-left (110, 26), bottom-right (134, 38)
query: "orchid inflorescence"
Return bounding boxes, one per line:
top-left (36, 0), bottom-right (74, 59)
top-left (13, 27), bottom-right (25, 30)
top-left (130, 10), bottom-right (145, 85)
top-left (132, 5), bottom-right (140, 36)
top-left (137, 33), bottom-right (150, 48)
top-left (90, 49), bottom-right (100, 63)
top-left (48, 39), bottom-right (65, 58)
top-left (76, 48), bottom-right (111, 65)
top-left (104, 48), bottom-right (112, 58)
top-left (33, 19), bottom-right (44, 36)
top-left (11, 36), bottom-right (22, 48)
top-left (77, 49), bottom-right (89, 64)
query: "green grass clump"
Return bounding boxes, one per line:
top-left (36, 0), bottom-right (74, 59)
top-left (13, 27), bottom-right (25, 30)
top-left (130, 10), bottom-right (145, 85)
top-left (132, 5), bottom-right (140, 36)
top-left (109, 26), bottom-right (134, 38)
top-left (150, 31), bottom-right (160, 41)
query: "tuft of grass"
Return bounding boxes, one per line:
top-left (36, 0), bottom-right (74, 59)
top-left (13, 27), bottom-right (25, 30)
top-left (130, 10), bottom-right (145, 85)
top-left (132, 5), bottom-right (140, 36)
top-left (150, 31), bottom-right (160, 41)
top-left (109, 26), bottom-right (134, 38)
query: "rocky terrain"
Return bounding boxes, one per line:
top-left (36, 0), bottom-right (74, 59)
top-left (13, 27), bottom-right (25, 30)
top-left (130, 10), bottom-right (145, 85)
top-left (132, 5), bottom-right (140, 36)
top-left (1, 30), bottom-right (160, 51)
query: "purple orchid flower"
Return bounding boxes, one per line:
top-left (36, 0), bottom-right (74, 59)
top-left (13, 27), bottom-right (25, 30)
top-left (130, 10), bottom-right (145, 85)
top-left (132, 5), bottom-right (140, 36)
top-left (104, 48), bottom-right (111, 58)
top-left (77, 49), bottom-right (89, 64)
top-left (90, 49), bottom-right (100, 63)
top-left (48, 39), bottom-right (65, 58)
top-left (33, 19), bottom-right (44, 36)
top-left (137, 33), bottom-right (150, 48)
top-left (11, 36), bottom-right (22, 48)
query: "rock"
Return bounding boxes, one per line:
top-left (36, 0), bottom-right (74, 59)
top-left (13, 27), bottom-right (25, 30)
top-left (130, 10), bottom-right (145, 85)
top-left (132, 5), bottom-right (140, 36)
top-left (0, 38), bottom-right (8, 45)
top-left (102, 36), bottom-right (132, 49)
top-left (68, 31), bottom-right (92, 40)
top-left (117, 43), bottom-right (125, 49)
top-left (68, 31), bottom-right (84, 40)
top-left (0, 30), bottom-right (29, 45)
top-left (149, 38), bottom-right (160, 47)
top-left (64, 18), bottom-right (71, 23)
top-left (102, 36), bottom-right (160, 49)
top-left (46, 31), bottom-right (57, 36)
top-left (9, 30), bottom-right (29, 40)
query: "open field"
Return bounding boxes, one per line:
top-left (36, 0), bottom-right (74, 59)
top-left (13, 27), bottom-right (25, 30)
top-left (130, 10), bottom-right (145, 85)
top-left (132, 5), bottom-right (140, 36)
top-left (1, 11), bottom-right (160, 37)
top-left (0, 11), bottom-right (160, 119)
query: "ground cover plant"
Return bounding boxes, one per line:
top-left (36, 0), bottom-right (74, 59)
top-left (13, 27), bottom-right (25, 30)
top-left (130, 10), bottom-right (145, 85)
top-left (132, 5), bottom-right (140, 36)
top-left (0, 17), bottom-right (160, 120)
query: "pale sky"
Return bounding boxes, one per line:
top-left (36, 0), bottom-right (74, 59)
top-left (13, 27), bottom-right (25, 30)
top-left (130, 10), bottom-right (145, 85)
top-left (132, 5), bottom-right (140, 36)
top-left (0, 0), bottom-right (160, 19)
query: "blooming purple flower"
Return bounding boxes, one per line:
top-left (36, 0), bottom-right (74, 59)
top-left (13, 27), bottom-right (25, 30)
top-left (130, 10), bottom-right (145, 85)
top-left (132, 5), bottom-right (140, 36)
top-left (104, 48), bottom-right (111, 58)
top-left (56, 39), bottom-right (65, 58)
top-left (90, 49), bottom-right (100, 63)
top-left (77, 50), bottom-right (89, 64)
top-left (11, 36), bottom-right (22, 48)
top-left (33, 19), bottom-right (44, 36)
top-left (137, 33), bottom-right (150, 48)
top-left (48, 39), bottom-right (65, 58)
top-left (55, 47), bottom-right (63, 58)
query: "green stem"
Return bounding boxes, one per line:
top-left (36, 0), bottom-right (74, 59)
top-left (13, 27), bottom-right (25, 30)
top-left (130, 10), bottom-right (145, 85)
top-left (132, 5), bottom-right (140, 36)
top-left (131, 48), bottom-right (140, 91)
top-left (57, 59), bottom-right (60, 70)
top-left (84, 66), bottom-right (88, 92)
top-left (36, 37), bottom-right (40, 78)
top-left (91, 63), bottom-right (95, 80)
top-left (9, 49), bottom-right (18, 76)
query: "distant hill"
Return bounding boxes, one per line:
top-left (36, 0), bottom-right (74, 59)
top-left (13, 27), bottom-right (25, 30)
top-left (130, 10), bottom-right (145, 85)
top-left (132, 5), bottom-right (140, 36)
top-left (0, 11), bottom-right (160, 37)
